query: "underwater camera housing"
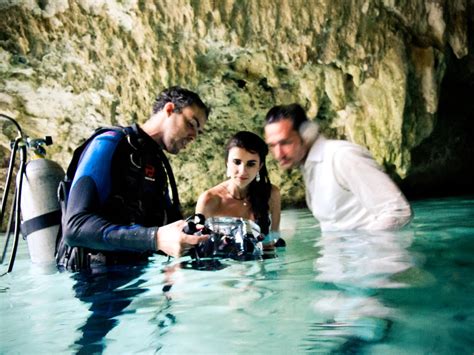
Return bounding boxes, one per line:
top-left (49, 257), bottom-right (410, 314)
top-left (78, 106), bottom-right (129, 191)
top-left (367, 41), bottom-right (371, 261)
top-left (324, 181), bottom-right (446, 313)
top-left (184, 214), bottom-right (264, 261)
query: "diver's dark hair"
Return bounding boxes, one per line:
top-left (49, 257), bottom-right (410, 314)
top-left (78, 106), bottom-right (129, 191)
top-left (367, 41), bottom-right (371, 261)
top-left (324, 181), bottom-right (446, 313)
top-left (152, 86), bottom-right (210, 118)
top-left (264, 103), bottom-right (308, 131)
top-left (225, 131), bottom-right (272, 235)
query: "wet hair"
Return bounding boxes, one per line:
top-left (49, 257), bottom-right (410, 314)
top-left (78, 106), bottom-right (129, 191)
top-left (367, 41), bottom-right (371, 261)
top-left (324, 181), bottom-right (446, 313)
top-left (264, 103), bottom-right (308, 131)
top-left (152, 86), bottom-right (210, 118)
top-left (225, 131), bottom-right (272, 235)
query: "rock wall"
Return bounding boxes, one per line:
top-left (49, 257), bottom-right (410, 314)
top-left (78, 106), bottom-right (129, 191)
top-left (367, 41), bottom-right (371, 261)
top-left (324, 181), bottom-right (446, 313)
top-left (1, 0), bottom-right (472, 210)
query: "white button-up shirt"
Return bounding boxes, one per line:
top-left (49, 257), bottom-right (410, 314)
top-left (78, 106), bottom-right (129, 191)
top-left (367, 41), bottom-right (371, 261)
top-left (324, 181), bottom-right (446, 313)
top-left (302, 136), bottom-right (412, 231)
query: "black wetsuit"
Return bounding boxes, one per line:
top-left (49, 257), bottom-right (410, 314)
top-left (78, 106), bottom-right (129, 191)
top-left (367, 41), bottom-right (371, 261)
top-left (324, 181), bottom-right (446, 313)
top-left (58, 124), bottom-right (181, 270)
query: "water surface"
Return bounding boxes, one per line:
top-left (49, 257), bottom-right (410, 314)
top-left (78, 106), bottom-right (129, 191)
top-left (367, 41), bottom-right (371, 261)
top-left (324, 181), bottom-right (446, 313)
top-left (1, 196), bottom-right (473, 354)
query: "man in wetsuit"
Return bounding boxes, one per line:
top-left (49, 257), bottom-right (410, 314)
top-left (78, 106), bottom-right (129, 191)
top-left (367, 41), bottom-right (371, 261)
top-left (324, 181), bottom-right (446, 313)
top-left (264, 103), bottom-right (412, 231)
top-left (57, 86), bottom-right (210, 270)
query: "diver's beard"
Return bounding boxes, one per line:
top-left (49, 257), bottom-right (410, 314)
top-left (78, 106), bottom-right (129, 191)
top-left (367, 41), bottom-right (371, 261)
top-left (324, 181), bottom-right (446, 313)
top-left (167, 145), bottom-right (179, 154)
top-left (168, 139), bottom-right (187, 154)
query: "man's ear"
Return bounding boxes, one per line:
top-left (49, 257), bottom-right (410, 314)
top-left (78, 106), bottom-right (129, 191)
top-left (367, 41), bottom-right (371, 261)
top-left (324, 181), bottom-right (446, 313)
top-left (164, 102), bottom-right (175, 116)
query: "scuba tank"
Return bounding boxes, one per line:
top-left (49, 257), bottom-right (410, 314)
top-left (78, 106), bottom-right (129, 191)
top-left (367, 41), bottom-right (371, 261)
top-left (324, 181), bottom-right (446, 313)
top-left (19, 137), bottom-right (64, 266)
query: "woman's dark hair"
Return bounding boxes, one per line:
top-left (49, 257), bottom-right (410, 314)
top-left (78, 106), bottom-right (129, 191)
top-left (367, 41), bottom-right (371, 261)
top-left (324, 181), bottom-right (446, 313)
top-left (225, 131), bottom-right (272, 234)
top-left (152, 86), bottom-right (211, 118)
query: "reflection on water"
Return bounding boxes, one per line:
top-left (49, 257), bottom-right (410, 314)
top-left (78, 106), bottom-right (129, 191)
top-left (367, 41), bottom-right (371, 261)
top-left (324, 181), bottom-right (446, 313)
top-left (314, 230), bottom-right (415, 288)
top-left (307, 230), bottom-right (417, 352)
top-left (71, 265), bottom-right (148, 354)
top-left (1, 196), bottom-right (473, 354)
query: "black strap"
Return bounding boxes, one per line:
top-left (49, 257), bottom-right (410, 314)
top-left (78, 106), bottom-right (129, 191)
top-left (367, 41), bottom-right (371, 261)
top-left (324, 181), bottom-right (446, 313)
top-left (157, 148), bottom-right (181, 211)
top-left (127, 124), bottom-right (181, 214)
top-left (21, 210), bottom-right (61, 237)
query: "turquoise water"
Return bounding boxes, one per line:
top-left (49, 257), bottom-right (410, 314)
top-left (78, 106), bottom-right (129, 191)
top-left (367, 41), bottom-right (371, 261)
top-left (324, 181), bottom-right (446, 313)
top-left (1, 196), bottom-right (473, 354)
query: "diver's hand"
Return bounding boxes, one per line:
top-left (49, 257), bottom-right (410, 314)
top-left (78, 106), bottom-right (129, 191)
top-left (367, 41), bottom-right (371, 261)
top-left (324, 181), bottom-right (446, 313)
top-left (156, 220), bottom-right (209, 258)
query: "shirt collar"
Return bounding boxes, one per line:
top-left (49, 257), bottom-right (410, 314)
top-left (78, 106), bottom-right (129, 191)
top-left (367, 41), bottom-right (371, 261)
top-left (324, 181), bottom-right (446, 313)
top-left (304, 135), bottom-right (326, 165)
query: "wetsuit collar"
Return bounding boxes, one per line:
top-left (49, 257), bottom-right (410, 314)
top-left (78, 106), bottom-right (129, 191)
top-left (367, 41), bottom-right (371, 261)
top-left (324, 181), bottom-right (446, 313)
top-left (132, 123), bottom-right (163, 152)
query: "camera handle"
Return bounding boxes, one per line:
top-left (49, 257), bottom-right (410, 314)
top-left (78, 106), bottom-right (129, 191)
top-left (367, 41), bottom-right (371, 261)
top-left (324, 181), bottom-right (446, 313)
top-left (183, 213), bottom-right (206, 234)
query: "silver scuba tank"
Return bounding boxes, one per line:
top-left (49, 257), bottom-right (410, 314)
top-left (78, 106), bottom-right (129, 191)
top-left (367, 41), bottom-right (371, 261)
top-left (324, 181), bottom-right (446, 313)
top-left (20, 158), bottom-right (64, 265)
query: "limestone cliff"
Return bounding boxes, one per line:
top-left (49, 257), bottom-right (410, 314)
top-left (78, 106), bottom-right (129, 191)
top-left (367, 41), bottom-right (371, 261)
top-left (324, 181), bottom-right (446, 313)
top-left (1, 0), bottom-right (472, 209)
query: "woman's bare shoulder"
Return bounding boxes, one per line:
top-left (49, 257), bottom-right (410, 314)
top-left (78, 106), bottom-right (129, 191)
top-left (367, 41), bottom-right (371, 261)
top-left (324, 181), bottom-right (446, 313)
top-left (196, 183), bottom-right (227, 214)
top-left (198, 188), bottom-right (221, 204)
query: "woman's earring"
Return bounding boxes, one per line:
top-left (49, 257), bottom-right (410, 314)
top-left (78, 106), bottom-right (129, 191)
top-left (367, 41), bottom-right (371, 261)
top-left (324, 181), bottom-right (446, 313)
top-left (256, 172), bottom-right (260, 182)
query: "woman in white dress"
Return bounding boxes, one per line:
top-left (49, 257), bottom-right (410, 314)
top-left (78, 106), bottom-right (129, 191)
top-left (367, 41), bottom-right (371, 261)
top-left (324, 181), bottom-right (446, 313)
top-left (195, 131), bottom-right (281, 245)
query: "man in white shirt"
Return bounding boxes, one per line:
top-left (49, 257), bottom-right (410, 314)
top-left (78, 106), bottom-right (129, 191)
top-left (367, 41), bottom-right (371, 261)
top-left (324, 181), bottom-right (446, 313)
top-left (263, 103), bottom-right (412, 231)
